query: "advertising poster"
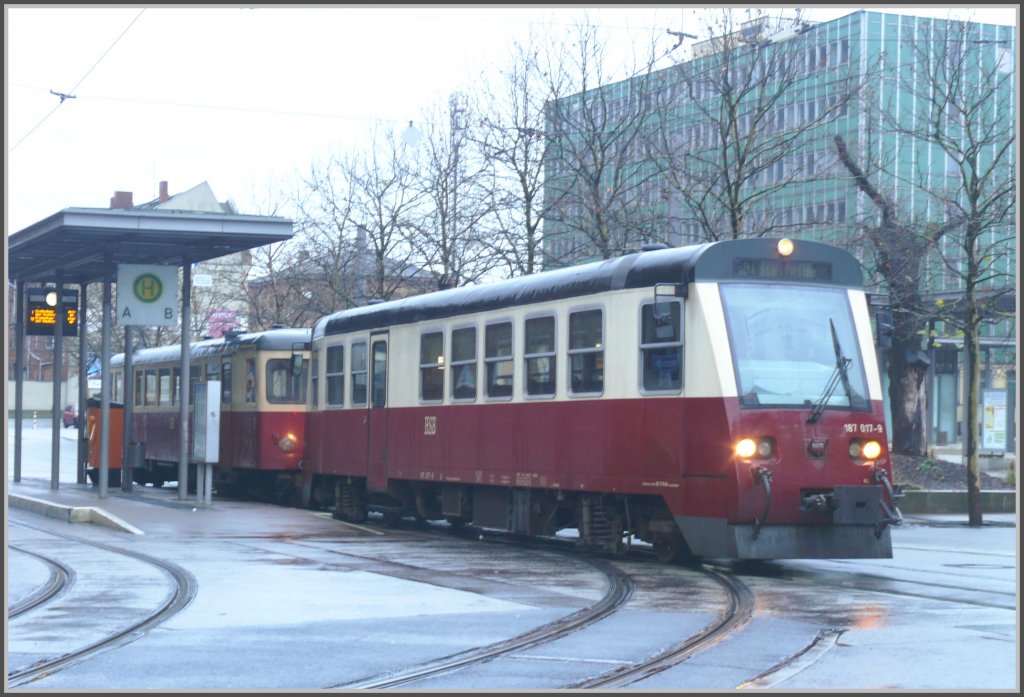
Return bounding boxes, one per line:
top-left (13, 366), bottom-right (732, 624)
top-left (981, 389), bottom-right (1007, 452)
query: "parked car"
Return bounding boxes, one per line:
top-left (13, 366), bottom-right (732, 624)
top-left (62, 404), bottom-right (79, 428)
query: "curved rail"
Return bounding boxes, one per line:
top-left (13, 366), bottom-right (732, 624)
top-left (8, 545), bottom-right (76, 618)
top-left (570, 563), bottom-right (755, 689)
top-left (7, 520), bottom-right (199, 687)
top-left (333, 540), bottom-right (634, 689)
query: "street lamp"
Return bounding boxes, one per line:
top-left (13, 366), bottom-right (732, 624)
top-left (402, 121), bottom-right (422, 148)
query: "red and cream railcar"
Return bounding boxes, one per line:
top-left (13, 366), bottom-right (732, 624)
top-left (111, 328), bottom-right (310, 499)
top-left (305, 238), bottom-right (901, 560)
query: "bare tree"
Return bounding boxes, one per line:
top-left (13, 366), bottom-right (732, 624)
top-left (539, 16), bottom-right (665, 264)
top-left (879, 18), bottom-right (1016, 525)
top-left (238, 183), bottom-right (313, 330)
top-left (293, 150), bottom-right (366, 315)
top-left (348, 124), bottom-right (428, 301)
top-left (833, 134), bottom-right (962, 457)
top-left (654, 8), bottom-right (871, 242)
top-left (407, 93), bottom-right (502, 289)
top-left (472, 33), bottom-right (550, 276)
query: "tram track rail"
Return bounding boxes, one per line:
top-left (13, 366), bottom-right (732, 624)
top-left (330, 521), bottom-right (758, 690)
top-left (8, 545), bottom-right (75, 618)
top-left (6, 519), bottom-right (199, 688)
top-left (570, 562), bottom-right (755, 689)
top-left (333, 542), bottom-right (633, 689)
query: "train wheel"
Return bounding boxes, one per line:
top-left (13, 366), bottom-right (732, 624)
top-left (151, 480), bottom-right (164, 488)
top-left (652, 530), bottom-right (689, 564)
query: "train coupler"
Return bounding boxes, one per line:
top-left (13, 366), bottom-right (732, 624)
top-left (872, 467), bottom-right (904, 538)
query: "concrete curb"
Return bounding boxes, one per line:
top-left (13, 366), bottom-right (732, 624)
top-left (899, 490), bottom-right (1017, 515)
top-left (8, 493), bottom-right (145, 535)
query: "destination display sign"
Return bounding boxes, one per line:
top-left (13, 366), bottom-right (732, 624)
top-left (732, 258), bottom-right (833, 282)
top-left (26, 288), bottom-right (79, 336)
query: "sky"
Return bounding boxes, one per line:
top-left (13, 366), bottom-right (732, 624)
top-left (4, 4), bottom-right (1018, 237)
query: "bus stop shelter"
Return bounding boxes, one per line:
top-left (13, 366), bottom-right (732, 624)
top-left (7, 207), bottom-right (293, 501)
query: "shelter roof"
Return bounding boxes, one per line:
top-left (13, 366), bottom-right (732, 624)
top-left (7, 207), bottom-right (293, 285)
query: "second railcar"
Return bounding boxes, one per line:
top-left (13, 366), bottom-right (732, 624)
top-left (111, 328), bottom-right (310, 499)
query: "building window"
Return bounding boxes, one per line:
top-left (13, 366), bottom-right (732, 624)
top-left (420, 331), bottom-right (444, 402)
top-left (326, 344), bottom-right (344, 407)
top-left (524, 315), bottom-right (556, 397)
top-left (485, 321), bottom-right (513, 399)
top-left (640, 300), bottom-right (683, 392)
top-left (451, 326), bottom-right (477, 401)
top-left (569, 309), bottom-right (603, 395)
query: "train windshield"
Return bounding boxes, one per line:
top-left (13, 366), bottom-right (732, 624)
top-left (720, 283), bottom-right (870, 411)
top-left (266, 358), bottom-right (308, 404)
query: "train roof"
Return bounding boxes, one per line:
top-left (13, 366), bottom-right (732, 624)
top-left (111, 328), bottom-right (311, 367)
top-left (315, 237), bottom-right (863, 338)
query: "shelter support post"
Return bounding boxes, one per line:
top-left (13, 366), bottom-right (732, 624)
top-left (51, 269), bottom-right (64, 489)
top-left (99, 259), bottom-right (113, 498)
top-left (77, 283), bottom-right (88, 484)
top-left (178, 256), bottom-right (192, 501)
top-left (14, 279), bottom-right (25, 482)
top-left (122, 325), bottom-right (134, 492)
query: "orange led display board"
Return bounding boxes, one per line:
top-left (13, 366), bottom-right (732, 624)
top-left (26, 288), bottom-right (79, 336)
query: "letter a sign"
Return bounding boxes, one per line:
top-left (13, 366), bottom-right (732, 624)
top-left (117, 264), bottom-right (179, 326)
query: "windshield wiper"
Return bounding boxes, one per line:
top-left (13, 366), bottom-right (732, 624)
top-left (807, 318), bottom-right (852, 424)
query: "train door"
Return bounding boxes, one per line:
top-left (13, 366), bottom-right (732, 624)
top-left (366, 333), bottom-right (389, 490)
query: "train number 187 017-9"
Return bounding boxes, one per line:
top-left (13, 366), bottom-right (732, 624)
top-left (844, 423), bottom-right (884, 434)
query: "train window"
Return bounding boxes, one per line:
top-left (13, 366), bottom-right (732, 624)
top-left (640, 300), bottom-right (683, 392)
top-left (451, 327), bottom-right (477, 401)
top-left (351, 341), bottom-right (368, 406)
top-left (569, 309), bottom-right (603, 395)
top-left (158, 368), bottom-right (172, 407)
top-left (145, 369), bottom-right (158, 406)
top-left (525, 315), bottom-right (556, 397)
top-left (372, 340), bottom-right (388, 408)
top-left (245, 358), bottom-right (257, 404)
top-left (188, 370), bottom-right (198, 407)
top-left (221, 361), bottom-right (232, 404)
top-left (485, 321), bottom-right (513, 399)
top-left (310, 349), bottom-right (319, 408)
top-left (177, 368), bottom-right (187, 406)
top-left (325, 345), bottom-right (344, 406)
top-left (113, 372), bottom-right (123, 403)
top-left (266, 358), bottom-right (308, 404)
top-left (134, 370), bottom-right (145, 407)
top-left (420, 332), bottom-right (444, 402)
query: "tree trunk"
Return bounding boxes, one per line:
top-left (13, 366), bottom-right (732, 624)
top-left (888, 334), bottom-right (929, 456)
top-left (964, 316), bottom-right (983, 527)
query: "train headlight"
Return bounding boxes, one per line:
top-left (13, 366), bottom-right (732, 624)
top-left (278, 435), bottom-right (297, 453)
top-left (777, 238), bottom-right (794, 257)
top-left (737, 437), bottom-right (774, 459)
top-left (849, 439), bottom-right (882, 460)
top-left (862, 440), bottom-right (882, 460)
top-left (736, 438), bottom-right (758, 459)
